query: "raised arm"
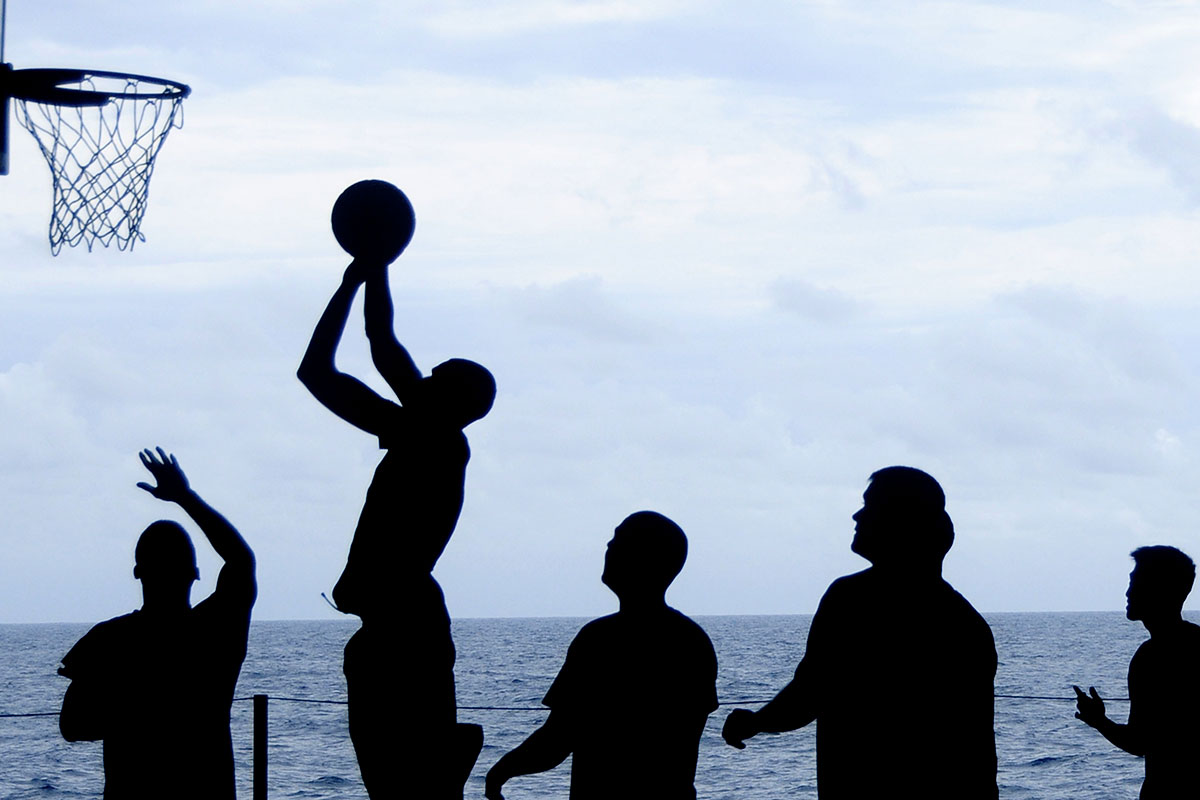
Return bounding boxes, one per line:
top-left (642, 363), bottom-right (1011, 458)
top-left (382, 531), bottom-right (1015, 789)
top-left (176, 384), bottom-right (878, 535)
top-left (484, 711), bottom-right (573, 800)
top-left (364, 267), bottom-right (422, 404)
top-left (297, 262), bottom-right (396, 435)
top-left (137, 448), bottom-right (256, 606)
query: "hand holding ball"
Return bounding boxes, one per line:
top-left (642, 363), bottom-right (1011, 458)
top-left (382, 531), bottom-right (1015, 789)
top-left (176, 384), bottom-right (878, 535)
top-left (331, 180), bottom-right (415, 265)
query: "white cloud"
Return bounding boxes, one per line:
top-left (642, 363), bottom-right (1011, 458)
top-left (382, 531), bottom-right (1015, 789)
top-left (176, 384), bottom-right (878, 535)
top-left (422, 0), bottom-right (692, 38)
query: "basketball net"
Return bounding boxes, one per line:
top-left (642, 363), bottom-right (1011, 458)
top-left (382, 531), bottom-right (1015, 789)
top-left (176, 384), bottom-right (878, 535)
top-left (13, 74), bottom-right (185, 254)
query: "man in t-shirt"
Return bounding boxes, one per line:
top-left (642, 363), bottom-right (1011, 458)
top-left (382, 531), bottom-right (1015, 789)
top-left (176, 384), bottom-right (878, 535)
top-left (485, 511), bottom-right (719, 800)
top-left (722, 467), bottom-right (998, 799)
top-left (298, 259), bottom-right (495, 798)
top-left (1074, 545), bottom-right (1200, 799)
top-left (58, 448), bottom-right (257, 800)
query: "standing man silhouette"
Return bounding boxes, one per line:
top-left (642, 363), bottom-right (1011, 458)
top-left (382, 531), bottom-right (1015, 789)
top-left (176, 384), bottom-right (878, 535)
top-left (485, 511), bottom-right (719, 800)
top-left (298, 249), bottom-right (495, 798)
top-left (58, 448), bottom-right (257, 800)
top-left (722, 466), bottom-right (998, 799)
top-left (1074, 545), bottom-right (1200, 799)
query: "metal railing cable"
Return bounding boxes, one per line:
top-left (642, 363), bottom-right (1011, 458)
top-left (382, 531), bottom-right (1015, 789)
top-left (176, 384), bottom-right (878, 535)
top-left (4, 691), bottom-right (1131, 719)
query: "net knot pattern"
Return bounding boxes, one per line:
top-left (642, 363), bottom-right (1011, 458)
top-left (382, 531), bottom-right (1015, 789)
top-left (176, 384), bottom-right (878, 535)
top-left (14, 75), bottom-right (185, 254)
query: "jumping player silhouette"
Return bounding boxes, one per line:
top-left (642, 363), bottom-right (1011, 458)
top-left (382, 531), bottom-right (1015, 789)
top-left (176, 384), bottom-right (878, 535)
top-left (298, 181), bottom-right (495, 799)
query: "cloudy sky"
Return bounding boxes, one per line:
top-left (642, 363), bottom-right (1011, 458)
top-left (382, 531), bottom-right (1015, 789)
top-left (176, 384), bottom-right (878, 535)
top-left (3, 0), bottom-right (1200, 623)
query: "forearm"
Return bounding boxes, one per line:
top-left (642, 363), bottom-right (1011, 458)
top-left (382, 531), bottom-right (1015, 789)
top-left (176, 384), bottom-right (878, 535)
top-left (753, 678), bottom-right (819, 734)
top-left (489, 720), bottom-right (571, 784)
top-left (175, 489), bottom-right (254, 570)
top-left (1090, 716), bottom-right (1145, 757)
top-left (364, 270), bottom-right (421, 391)
top-left (297, 276), bottom-right (358, 386)
top-left (364, 270), bottom-right (397, 343)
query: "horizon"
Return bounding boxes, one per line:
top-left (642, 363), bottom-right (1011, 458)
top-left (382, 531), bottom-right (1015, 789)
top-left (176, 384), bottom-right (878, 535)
top-left (1, 607), bottom-right (1175, 626)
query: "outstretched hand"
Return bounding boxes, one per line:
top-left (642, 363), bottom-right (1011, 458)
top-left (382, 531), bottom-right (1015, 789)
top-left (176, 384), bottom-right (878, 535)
top-left (722, 708), bottom-right (758, 750)
top-left (1072, 685), bottom-right (1107, 728)
top-left (136, 447), bottom-right (191, 504)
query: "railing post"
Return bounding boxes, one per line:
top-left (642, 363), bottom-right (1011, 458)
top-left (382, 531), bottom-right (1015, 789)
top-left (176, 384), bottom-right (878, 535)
top-left (253, 694), bottom-right (268, 800)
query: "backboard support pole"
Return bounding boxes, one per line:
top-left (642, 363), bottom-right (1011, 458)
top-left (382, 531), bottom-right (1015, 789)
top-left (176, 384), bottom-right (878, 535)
top-left (1, 63), bottom-right (11, 176)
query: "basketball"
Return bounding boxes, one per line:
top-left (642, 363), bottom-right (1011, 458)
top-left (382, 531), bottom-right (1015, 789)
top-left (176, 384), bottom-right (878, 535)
top-left (330, 179), bottom-right (416, 264)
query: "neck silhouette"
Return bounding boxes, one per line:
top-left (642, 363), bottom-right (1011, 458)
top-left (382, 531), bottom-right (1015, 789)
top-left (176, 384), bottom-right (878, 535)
top-left (615, 587), bottom-right (669, 614)
top-left (138, 577), bottom-right (194, 616)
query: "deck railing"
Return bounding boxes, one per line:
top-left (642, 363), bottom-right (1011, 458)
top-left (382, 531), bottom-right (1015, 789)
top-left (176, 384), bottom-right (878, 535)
top-left (1, 692), bottom-right (1127, 799)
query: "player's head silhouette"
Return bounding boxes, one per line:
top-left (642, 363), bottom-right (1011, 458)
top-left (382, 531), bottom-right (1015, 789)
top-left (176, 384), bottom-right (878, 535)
top-left (425, 358), bottom-right (496, 428)
top-left (602, 511), bottom-right (688, 601)
top-left (1127, 545), bottom-right (1195, 622)
top-left (851, 466), bottom-right (953, 568)
top-left (133, 520), bottom-right (199, 609)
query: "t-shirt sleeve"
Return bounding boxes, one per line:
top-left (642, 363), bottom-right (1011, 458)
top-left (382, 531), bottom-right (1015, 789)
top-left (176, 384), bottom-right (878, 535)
top-left (657, 618), bottom-right (718, 716)
top-left (59, 640), bottom-right (84, 679)
top-left (542, 634), bottom-right (584, 711)
top-left (700, 632), bottom-right (719, 713)
top-left (795, 578), bottom-right (845, 680)
top-left (59, 624), bottom-right (104, 679)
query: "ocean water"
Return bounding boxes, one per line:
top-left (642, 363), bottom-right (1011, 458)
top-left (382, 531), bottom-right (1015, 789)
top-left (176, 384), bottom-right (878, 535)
top-left (0, 612), bottom-right (1172, 799)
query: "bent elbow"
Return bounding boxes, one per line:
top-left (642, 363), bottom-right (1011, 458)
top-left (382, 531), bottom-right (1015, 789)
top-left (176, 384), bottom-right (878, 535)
top-left (59, 714), bottom-right (99, 742)
top-left (296, 362), bottom-right (316, 387)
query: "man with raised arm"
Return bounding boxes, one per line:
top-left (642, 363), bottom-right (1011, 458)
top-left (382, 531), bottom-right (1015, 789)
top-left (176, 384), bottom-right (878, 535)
top-left (485, 511), bottom-right (719, 800)
top-left (1073, 545), bottom-right (1200, 799)
top-left (58, 448), bottom-right (257, 800)
top-left (721, 467), bottom-right (998, 799)
top-left (298, 259), bottom-right (495, 799)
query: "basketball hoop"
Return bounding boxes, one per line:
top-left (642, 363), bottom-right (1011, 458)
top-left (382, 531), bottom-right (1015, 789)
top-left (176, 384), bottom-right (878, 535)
top-left (2, 66), bottom-right (190, 254)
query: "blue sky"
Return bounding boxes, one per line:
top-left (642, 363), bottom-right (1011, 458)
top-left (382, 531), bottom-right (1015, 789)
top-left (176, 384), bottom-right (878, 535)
top-left (3, 0), bottom-right (1200, 622)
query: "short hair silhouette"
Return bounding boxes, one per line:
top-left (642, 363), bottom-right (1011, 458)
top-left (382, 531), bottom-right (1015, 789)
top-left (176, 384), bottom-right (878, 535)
top-left (858, 466), bottom-right (954, 562)
top-left (431, 358), bottom-right (496, 426)
top-left (606, 510), bottom-right (688, 592)
top-left (1131, 545), bottom-right (1196, 610)
top-left (133, 520), bottom-right (198, 581)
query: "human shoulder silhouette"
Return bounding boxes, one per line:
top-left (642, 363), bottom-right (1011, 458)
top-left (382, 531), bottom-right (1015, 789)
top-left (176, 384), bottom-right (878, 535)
top-left (1074, 545), bottom-right (1200, 799)
top-left (722, 466), bottom-right (998, 799)
top-left (58, 448), bottom-right (256, 800)
top-left (486, 511), bottom-right (718, 800)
